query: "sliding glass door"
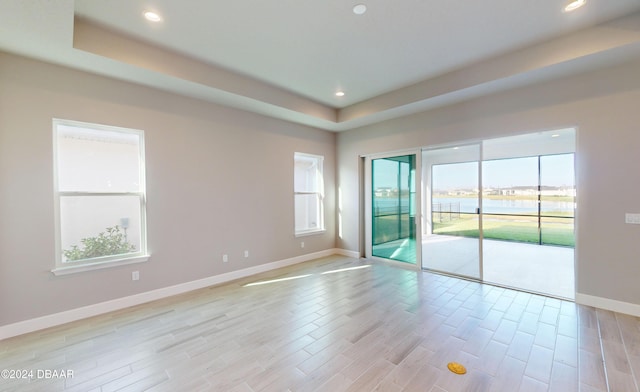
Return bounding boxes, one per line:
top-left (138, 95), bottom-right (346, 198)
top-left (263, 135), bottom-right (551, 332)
top-left (366, 153), bottom-right (419, 264)
top-left (480, 154), bottom-right (575, 247)
top-left (364, 129), bottom-right (575, 298)
top-left (479, 129), bottom-right (576, 298)
top-left (540, 154), bottom-right (575, 247)
top-left (422, 144), bottom-right (481, 279)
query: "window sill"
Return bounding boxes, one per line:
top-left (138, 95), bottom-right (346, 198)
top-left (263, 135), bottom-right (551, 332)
top-left (295, 229), bottom-right (326, 238)
top-left (51, 255), bottom-right (150, 276)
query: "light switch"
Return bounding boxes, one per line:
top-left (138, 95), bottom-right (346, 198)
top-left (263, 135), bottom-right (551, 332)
top-left (625, 213), bottom-right (640, 224)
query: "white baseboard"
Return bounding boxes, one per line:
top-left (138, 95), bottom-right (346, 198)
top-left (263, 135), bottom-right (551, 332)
top-left (0, 249), bottom-right (357, 341)
top-left (575, 292), bottom-right (640, 317)
top-left (334, 248), bottom-right (361, 259)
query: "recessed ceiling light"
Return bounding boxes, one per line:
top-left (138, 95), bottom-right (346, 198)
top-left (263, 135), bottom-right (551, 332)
top-left (564, 0), bottom-right (586, 12)
top-left (552, 134), bottom-right (560, 138)
top-left (335, 91), bottom-right (345, 97)
top-left (143, 11), bottom-right (162, 22)
top-left (353, 4), bottom-right (367, 15)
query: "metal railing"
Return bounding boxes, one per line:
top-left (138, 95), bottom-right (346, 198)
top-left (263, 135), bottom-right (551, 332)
top-left (432, 202), bottom-right (461, 222)
top-left (372, 200), bottom-right (412, 245)
top-left (431, 209), bottom-right (575, 247)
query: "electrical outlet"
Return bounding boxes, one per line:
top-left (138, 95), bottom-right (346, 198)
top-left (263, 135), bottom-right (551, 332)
top-left (222, 254), bottom-right (228, 262)
top-left (301, 241), bottom-right (305, 249)
top-left (244, 250), bottom-right (249, 258)
top-left (132, 271), bottom-right (139, 281)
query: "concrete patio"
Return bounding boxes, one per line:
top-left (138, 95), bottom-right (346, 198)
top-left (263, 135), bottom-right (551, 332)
top-left (423, 235), bottom-right (575, 299)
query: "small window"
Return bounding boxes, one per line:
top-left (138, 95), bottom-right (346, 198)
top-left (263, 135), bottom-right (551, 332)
top-left (53, 119), bottom-right (148, 273)
top-left (294, 152), bottom-right (325, 236)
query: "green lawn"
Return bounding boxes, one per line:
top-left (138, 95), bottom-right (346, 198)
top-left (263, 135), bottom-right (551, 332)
top-left (433, 214), bottom-right (575, 247)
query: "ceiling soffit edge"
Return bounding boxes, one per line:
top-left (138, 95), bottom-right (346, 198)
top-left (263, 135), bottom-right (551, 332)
top-left (71, 12), bottom-right (640, 132)
top-left (338, 11), bottom-right (640, 125)
top-left (73, 17), bottom-right (338, 124)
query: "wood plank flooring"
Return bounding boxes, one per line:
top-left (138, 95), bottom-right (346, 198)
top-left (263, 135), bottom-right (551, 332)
top-left (1, 255), bottom-right (639, 391)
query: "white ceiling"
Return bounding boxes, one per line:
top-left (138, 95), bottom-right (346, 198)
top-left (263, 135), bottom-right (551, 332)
top-left (2, 0), bottom-right (640, 131)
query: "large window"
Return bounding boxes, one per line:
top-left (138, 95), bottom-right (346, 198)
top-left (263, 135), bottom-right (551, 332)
top-left (294, 152), bottom-right (324, 236)
top-left (53, 119), bottom-right (148, 273)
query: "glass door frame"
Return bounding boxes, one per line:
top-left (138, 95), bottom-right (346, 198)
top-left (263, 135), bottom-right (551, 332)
top-left (422, 142), bottom-right (484, 280)
top-left (364, 149), bottom-right (423, 269)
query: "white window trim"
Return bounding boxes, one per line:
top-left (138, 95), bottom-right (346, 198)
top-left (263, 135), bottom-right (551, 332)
top-left (295, 227), bottom-right (327, 237)
top-left (52, 255), bottom-right (150, 276)
top-left (294, 152), bottom-right (325, 237)
top-left (52, 119), bottom-right (149, 274)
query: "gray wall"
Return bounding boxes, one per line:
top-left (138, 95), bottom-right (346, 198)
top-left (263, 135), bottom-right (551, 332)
top-left (0, 53), bottom-right (336, 326)
top-left (337, 57), bottom-right (640, 306)
top-left (3, 48), bottom-right (640, 328)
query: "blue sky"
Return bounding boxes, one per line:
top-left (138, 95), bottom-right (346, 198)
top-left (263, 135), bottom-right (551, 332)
top-left (434, 154), bottom-right (575, 190)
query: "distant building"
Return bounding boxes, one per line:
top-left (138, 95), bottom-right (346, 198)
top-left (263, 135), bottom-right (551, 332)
top-left (440, 186), bottom-right (576, 197)
top-left (374, 187), bottom-right (398, 197)
top-left (485, 186), bottom-right (575, 197)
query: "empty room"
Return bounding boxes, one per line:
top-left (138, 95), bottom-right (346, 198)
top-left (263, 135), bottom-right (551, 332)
top-left (2, 1), bottom-right (640, 391)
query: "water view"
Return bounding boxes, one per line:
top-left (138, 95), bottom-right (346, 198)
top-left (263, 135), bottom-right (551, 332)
top-left (433, 197), bottom-right (575, 215)
top-left (374, 196), bottom-right (575, 215)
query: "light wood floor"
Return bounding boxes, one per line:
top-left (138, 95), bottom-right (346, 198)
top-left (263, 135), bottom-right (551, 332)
top-left (1, 256), bottom-right (639, 391)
